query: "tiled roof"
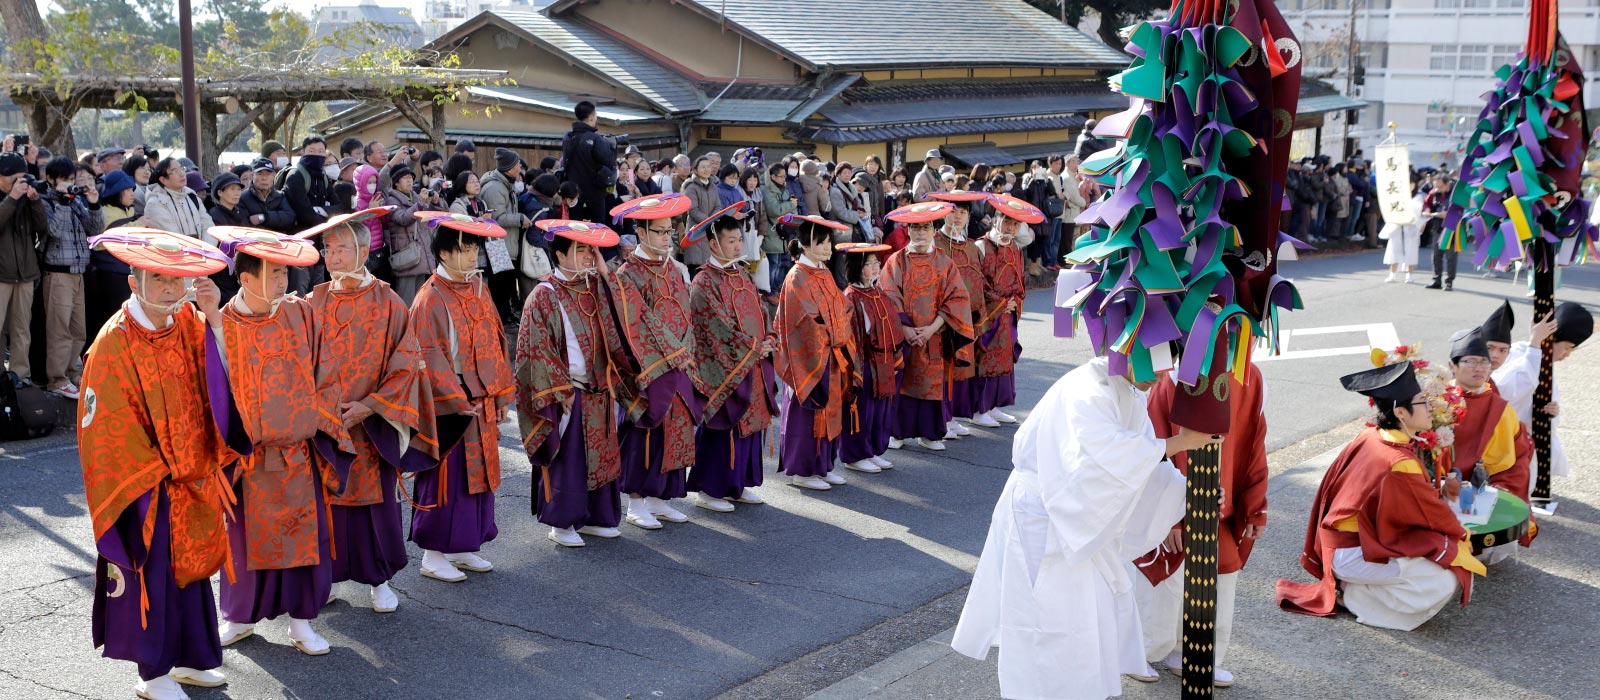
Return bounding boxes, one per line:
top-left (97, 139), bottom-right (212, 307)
top-left (795, 114), bottom-right (1087, 145)
top-left (550, 0), bottom-right (1127, 70)
top-left (699, 99), bottom-right (808, 124)
top-left (815, 79), bottom-right (1121, 127)
top-left (466, 85), bottom-right (661, 122)
top-left (489, 10), bottom-right (704, 113)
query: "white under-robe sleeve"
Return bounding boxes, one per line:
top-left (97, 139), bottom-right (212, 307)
top-left (1037, 388), bottom-right (1172, 558)
top-left (1492, 341), bottom-right (1539, 422)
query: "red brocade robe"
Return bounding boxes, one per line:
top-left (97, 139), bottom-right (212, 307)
top-left (514, 273), bottom-right (632, 490)
top-left (934, 235), bottom-right (985, 382)
top-left (880, 247), bottom-right (973, 401)
top-left (409, 272), bottom-right (515, 498)
top-left (843, 284), bottom-right (904, 400)
top-left (975, 239), bottom-right (1025, 378)
top-left (307, 279), bottom-right (442, 505)
top-left (222, 297), bottom-right (353, 571)
top-left (689, 261), bottom-right (777, 437)
top-left (776, 261), bottom-right (856, 440)
top-left (1134, 365), bottom-right (1269, 585)
top-left (1451, 384), bottom-right (1533, 503)
top-left (613, 255), bottom-right (701, 473)
top-left (1276, 427), bottom-right (1486, 617)
top-left (80, 306), bottom-right (247, 590)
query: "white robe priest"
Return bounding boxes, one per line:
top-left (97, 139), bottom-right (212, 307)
top-left (1492, 341), bottom-right (1567, 482)
top-left (952, 358), bottom-right (1188, 700)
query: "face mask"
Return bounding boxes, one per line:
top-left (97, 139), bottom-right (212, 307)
top-left (788, 168), bottom-right (799, 177)
top-left (274, 156), bottom-right (290, 168)
top-left (365, 183), bottom-right (377, 194)
top-left (514, 180), bottom-right (526, 194)
top-left (1003, 183), bottom-right (1013, 193)
top-left (300, 154), bottom-right (325, 170)
top-left (324, 165), bottom-right (342, 180)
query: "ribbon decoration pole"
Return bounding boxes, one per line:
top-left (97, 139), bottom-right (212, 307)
top-left (1061, 0), bottom-right (1302, 695)
top-left (1438, 0), bottom-right (1596, 509)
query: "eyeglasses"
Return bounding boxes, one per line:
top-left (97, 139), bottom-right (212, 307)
top-left (646, 226), bottom-right (674, 235)
top-left (1456, 358), bottom-right (1490, 367)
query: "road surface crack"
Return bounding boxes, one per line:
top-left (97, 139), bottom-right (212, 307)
top-left (0, 667), bottom-right (97, 699)
top-left (385, 583), bottom-right (730, 681)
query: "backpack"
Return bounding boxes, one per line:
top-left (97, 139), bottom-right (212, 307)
top-left (0, 371), bottom-right (58, 440)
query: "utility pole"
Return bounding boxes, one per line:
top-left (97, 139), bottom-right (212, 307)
top-left (179, 0), bottom-right (201, 159)
top-left (1341, 0), bottom-right (1360, 160)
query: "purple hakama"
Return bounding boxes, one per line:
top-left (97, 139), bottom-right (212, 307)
top-left (409, 441), bottom-right (499, 554)
top-left (329, 465), bottom-right (407, 586)
top-left (949, 377), bottom-right (976, 420)
top-left (840, 360), bottom-right (898, 463)
top-left (894, 396), bottom-right (949, 441)
top-left (220, 466), bottom-right (334, 623)
top-left (93, 487), bottom-right (224, 681)
top-left (970, 375), bottom-right (1016, 415)
top-left (779, 386), bottom-right (838, 477)
top-left (531, 391), bottom-right (624, 530)
top-left (689, 372), bottom-right (767, 499)
top-left (618, 370), bottom-right (695, 499)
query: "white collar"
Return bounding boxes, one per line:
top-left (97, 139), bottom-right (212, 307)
top-left (125, 298), bottom-right (172, 330)
top-left (798, 253), bottom-right (827, 269)
top-left (708, 255), bottom-right (740, 269)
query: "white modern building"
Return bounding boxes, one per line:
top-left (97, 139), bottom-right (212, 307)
top-left (1280, 0), bottom-right (1600, 166)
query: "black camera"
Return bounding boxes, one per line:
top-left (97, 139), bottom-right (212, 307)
top-left (609, 133), bottom-right (630, 147)
top-left (19, 174), bottom-right (45, 191)
top-left (67, 184), bottom-right (89, 196)
top-left (12, 134), bottom-right (28, 147)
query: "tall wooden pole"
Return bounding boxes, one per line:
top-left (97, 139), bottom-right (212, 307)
top-left (1181, 439), bottom-right (1222, 699)
top-left (1530, 238), bottom-right (1556, 506)
top-left (178, 0), bottom-right (201, 160)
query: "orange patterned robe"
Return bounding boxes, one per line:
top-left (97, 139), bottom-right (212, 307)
top-left (221, 297), bottom-right (352, 572)
top-left (879, 247), bottom-right (974, 401)
top-left (935, 234), bottom-right (986, 382)
top-left (308, 278), bottom-right (440, 504)
top-left (775, 260), bottom-right (856, 441)
top-left (976, 239), bottom-right (1026, 378)
top-left (612, 254), bottom-right (701, 476)
top-left (409, 272), bottom-right (516, 498)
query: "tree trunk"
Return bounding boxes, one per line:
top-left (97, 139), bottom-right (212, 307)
top-left (0, 0), bottom-right (79, 156)
top-left (199, 102), bottom-right (221, 176)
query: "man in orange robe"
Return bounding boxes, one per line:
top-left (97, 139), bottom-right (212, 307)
top-left (1446, 326), bottom-right (1533, 563)
top-left (300, 213), bottom-right (445, 613)
top-left (79, 229), bottom-right (249, 700)
top-left (880, 210), bottom-right (973, 451)
top-left (1134, 363), bottom-right (1269, 687)
top-left (1277, 362), bottom-right (1487, 631)
top-left (211, 228), bottom-right (353, 657)
top-left (407, 216), bottom-right (515, 577)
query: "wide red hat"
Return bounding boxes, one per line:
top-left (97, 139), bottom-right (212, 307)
top-left (535, 219), bottom-right (621, 248)
top-left (414, 210), bottom-right (508, 238)
top-left (684, 200), bottom-right (750, 247)
top-left (209, 226), bottom-right (321, 267)
top-left (987, 193), bottom-right (1046, 224)
top-left (886, 201), bottom-right (953, 224)
top-left (925, 189), bottom-right (989, 202)
top-left (779, 213), bottom-right (850, 231)
top-left (835, 242), bottom-right (891, 254)
top-left (88, 228), bottom-right (230, 277)
top-left (610, 193), bottom-right (693, 223)
top-left (295, 207), bottom-right (395, 242)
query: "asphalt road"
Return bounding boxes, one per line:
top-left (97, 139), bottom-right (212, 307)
top-left (1, 248), bottom-right (1597, 700)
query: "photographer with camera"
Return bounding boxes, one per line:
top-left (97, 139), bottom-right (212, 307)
top-left (562, 100), bottom-right (618, 222)
top-left (0, 149), bottom-right (45, 386)
top-left (38, 155), bottom-right (102, 400)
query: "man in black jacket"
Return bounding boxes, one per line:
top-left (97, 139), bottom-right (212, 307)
top-left (239, 159), bottom-right (296, 233)
top-left (0, 151), bottom-right (45, 386)
top-left (284, 137), bottom-right (336, 293)
top-left (561, 101), bottom-right (616, 223)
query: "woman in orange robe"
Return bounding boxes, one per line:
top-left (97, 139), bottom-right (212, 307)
top-left (775, 216), bottom-right (856, 491)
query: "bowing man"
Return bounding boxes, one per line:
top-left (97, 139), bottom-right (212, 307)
top-left (78, 228), bottom-right (249, 700)
top-left (209, 226), bottom-right (354, 656)
top-left (1277, 362), bottom-right (1487, 631)
top-left (952, 357), bottom-right (1218, 700)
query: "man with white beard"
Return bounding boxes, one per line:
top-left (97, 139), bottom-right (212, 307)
top-left (952, 357), bottom-right (1220, 700)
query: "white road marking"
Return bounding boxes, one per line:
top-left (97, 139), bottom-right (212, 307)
top-left (1255, 323), bottom-right (1399, 362)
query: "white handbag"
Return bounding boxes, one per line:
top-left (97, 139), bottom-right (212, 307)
top-left (519, 232), bottom-right (552, 279)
